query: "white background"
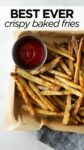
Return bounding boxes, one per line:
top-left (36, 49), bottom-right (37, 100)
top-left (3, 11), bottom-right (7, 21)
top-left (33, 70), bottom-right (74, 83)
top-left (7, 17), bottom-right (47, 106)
top-left (0, 1), bottom-right (84, 150)
top-left (0, 0), bottom-right (84, 6)
top-left (0, 6), bottom-right (83, 31)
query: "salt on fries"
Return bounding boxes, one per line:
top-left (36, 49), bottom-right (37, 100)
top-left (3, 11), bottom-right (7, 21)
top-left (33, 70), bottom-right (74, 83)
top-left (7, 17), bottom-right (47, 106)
top-left (11, 35), bottom-right (84, 125)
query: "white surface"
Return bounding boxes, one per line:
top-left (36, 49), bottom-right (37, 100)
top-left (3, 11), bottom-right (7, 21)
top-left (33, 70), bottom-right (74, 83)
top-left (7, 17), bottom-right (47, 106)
top-left (0, 32), bottom-right (53, 150)
top-left (0, 131), bottom-right (53, 150)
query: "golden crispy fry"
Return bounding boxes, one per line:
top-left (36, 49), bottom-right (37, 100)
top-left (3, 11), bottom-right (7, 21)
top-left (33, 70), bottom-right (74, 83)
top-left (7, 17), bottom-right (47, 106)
top-left (30, 56), bottom-right (61, 75)
top-left (11, 73), bottom-right (35, 118)
top-left (29, 81), bottom-right (56, 111)
top-left (63, 95), bottom-right (71, 125)
top-left (58, 46), bottom-right (68, 53)
top-left (47, 44), bottom-right (75, 61)
top-left (79, 71), bottom-right (84, 88)
top-left (74, 96), bottom-right (83, 114)
top-left (60, 60), bottom-right (72, 76)
top-left (14, 74), bottom-right (47, 109)
top-left (55, 76), bottom-right (84, 92)
top-left (17, 76), bottom-right (48, 110)
top-left (68, 41), bottom-right (74, 76)
top-left (63, 43), bottom-right (72, 125)
top-left (22, 105), bottom-right (64, 117)
top-left (74, 37), bottom-right (84, 83)
top-left (16, 67), bottom-right (59, 90)
top-left (49, 70), bottom-right (71, 80)
top-left (35, 108), bottom-right (64, 117)
top-left (74, 70), bottom-right (84, 114)
top-left (41, 75), bottom-right (83, 97)
top-left (41, 90), bottom-right (71, 95)
top-left (71, 35), bottom-right (79, 57)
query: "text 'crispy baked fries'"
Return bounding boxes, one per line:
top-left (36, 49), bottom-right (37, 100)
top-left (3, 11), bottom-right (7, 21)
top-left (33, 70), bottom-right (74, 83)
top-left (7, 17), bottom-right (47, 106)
top-left (11, 35), bottom-right (84, 125)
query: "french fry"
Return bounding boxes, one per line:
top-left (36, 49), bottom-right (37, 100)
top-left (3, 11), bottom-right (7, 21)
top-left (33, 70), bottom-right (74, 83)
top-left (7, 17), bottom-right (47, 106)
top-left (74, 70), bottom-right (84, 114)
top-left (16, 67), bottom-right (59, 91)
top-left (71, 35), bottom-right (79, 57)
top-left (79, 71), bottom-right (84, 88)
top-left (41, 90), bottom-right (71, 95)
top-left (30, 56), bottom-right (61, 75)
top-left (63, 42), bottom-right (72, 125)
top-left (63, 43), bottom-right (72, 125)
top-left (63, 95), bottom-right (71, 125)
top-left (29, 81), bottom-right (56, 111)
top-left (46, 44), bottom-right (75, 61)
top-left (60, 60), bottom-right (72, 76)
top-left (49, 70), bottom-right (71, 80)
top-left (68, 41), bottom-right (74, 76)
top-left (22, 105), bottom-right (64, 117)
top-left (58, 46), bottom-right (68, 53)
top-left (16, 76), bottom-right (48, 110)
top-left (55, 76), bottom-right (84, 92)
top-left (41, 75), bottom-right (83, 97)
top-left (11, 73), bottom-right (35, 118)
top-left (74, 37), bottom-right (84, 83)
top-left (74, 96), bottom-right (83, 114)
top-left (35, 108), bottom-right (64, 117)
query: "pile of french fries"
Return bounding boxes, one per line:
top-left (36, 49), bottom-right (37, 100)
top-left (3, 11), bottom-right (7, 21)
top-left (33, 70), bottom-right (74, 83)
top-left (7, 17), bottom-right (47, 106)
top-left (11, 35), bottom-right (84, 125)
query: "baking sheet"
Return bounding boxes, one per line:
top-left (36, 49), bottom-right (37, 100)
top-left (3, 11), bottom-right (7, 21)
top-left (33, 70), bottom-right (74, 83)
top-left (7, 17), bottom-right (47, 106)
top-left (4, 31), bottom-right (84, 133)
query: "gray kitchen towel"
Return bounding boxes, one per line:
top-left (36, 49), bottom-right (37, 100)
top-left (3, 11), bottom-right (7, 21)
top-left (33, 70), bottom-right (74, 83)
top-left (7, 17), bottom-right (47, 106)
top-left (37, 126), bottom-right (84, 150)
